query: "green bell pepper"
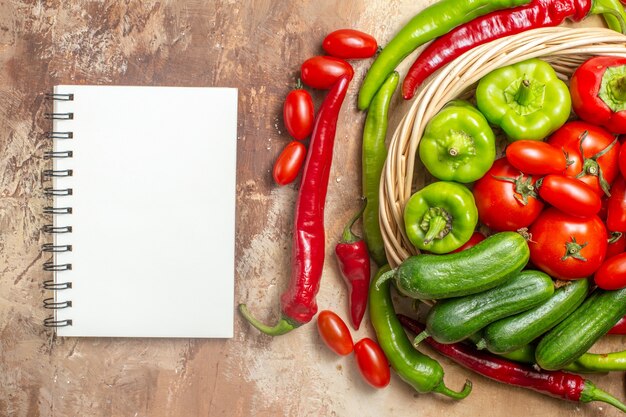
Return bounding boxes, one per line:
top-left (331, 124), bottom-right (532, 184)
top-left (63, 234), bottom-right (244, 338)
top-left (419, 100), bottom-right (496, 183)
top-left (404, 181), bottom-right (478, 254)
top-left (476, 58), bottom-right (571, 142)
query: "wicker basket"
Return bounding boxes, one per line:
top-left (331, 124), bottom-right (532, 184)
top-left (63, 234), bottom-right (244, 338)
top-left (380, 26), bottom-right (626, 268)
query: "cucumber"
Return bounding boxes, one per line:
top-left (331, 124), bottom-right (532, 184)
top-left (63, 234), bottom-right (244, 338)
top-left (420, 270), bottom-right (554, 344)
top-left (535, 286), bottom-right (626, 371)
top-left (478, 278), bottom-right (589, 354)
top-left (390, 231), bottom-right (529, 300)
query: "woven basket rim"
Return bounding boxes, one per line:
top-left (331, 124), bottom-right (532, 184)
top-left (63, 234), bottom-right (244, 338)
top-left (380, 26), bottom-right (626, 268)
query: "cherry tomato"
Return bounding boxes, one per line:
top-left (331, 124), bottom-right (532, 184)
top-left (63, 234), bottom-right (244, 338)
top-left (472, 157), bottom-right (544, 231)
top-left (283, 87), bottom-right (314, 141)
top-left (547, 121), bottom-right (620, 196)
top-left (594, 252), bottom-right (626, 290)
top-left (505, 140), bottom-right (568, 175)
top-left (316, 310), bottom-right (354, 356)
top-left (451, 231), bottom-right (485, 253)
top-left (322, 29), bottom-right (378, 59)
top-left (607, 176), bottom-right (626, 232)
top-left (273, 141), bottom-right (307, 186)
top-left (528, 207), bottom-right (608, 280)
top-left (537, 175), bottom-right (601, 218)
top-left (606, 232), bottom-right (626, 259)
top-left (353, 337), bottom-right (390, 388)
top-left (301, 56), bottom-right (354, 90)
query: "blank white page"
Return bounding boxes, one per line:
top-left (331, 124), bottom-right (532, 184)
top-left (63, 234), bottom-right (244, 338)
top-left (49, 85), bottom-right (237, 338)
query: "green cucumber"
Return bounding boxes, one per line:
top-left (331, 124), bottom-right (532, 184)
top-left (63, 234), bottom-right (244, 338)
top-left (386, 231), bottom-right (529, 300)
top-left (418, 270), bottom-right (554, 344)
top-left (478, 278), bottom-right (589, 354)
top-left (535, 287), bottom-right (626, 371)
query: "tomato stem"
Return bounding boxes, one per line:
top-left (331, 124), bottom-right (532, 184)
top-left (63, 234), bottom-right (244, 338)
top-left (492, 174), bottom-right (537, 206)
top-left (561, 236), bottom-right (588, 262)
top-left (575, 131), bottom-right (617, 197)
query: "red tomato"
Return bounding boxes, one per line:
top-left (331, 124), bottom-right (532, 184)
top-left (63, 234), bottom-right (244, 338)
top-left (301, 56), bottom-right (354, 90)
top-left (619, 144), bottom-right (626, 180)
top-left (273, 141), bottom-right (307, 186)
top-left (537, 175), bottom-right (601, 218)
top-left (528, 207), bottom-right (608, 280)
top-left (606, 232), bottom-right (626, 259)
top-left (451, 231), bottom-right (485, 253)
top-left (283, 88), bottom-right (314, 140)
top-left (322, 29), bottom-right (378, 59)
top-left (505, 140), bottom-right (568, 175)
top-left (607, 176), bottom-right (626, 231)
top-left (547, 121), bottom-right (620, 196)
top-left (472, 158), bottom-right (544, 231)
top-left (594, 252), bottom-right (626, 290)
top-left (316, 310), bottom-right (354, 356)
top-left (353, 338), bottom-right (390, 388)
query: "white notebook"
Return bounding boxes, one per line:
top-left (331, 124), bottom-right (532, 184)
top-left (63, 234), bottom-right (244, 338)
top-left (43, 85), bottom-right (237, 338)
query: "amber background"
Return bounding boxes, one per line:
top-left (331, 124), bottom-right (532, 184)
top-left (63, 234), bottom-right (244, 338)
top-left (0, 1), bottom-right (624, 416)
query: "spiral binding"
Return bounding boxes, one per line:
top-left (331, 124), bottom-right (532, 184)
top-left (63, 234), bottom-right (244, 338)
top-left (43, 91), bottom-right (74, 328)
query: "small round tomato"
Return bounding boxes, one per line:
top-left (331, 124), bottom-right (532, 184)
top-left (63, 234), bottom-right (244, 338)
top-left (451, 231), bottom-right (485, 253)
top-left (322, 29), bottom-right (378, 59)
top-left (273, 141), bottom-right (307, 186)
top-left (505, 140), bottom-right (568, 175)
top-left (537, 175), bottom-right (601, 218)
top-left (353, 337), bottom-right (390, 388)
top-left (283, 87), bottom-right (314, 140)
top-left (594, 252), bottom-right (626, 290)
top-left (301, 56), bottom-right (354, 90)
top-left (528, 207), bottom-right (608, 280)
top-left (547, 121), bottom-right (620, 196)
top-left (607, 176), bottom-right (626, 231)
top-left (472, 157), bottom-right (544, 231)
top-left (317, 310), bottom-right (354, 356)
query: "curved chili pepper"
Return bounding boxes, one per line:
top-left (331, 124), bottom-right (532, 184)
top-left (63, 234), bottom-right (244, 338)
top-left (334, 201), bottom-right (371, 330)
top-left (362, 71), bottom-right (398, 266)
top-left (238, 74), bottom-right (352, 335)
top-left (369, 266), bottom-right (472, 398)
top-left (398, 314), bottom-right (626, 412)
top-left (356, 0), bottom-right (532, 110)
top-left (402, 0), bottom-right (593, 100)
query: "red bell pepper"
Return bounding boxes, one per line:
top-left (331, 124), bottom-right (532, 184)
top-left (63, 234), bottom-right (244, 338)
top-left (571, 56), bottom-right (626, 134)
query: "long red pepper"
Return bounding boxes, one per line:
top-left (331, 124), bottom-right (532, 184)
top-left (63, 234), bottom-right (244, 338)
top-left (238, 74), bottom-right (352, 336)
top-left (334, 200), bottom-right (371, 330)
top-left (398, 314), bottom-right (626, 412)
top-left (401, 0), bottom-right (591, 100)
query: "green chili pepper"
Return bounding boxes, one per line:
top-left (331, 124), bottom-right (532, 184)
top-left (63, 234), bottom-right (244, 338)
top-left (476, 58), bottom-right (571, 141)
top-left (419, 100), bottom-right (496, 183)
top-left (404, 181), bottom-right (478, 254)
top-left (362, 71), bottom-right (399, 266)
top-left (370, 265), bottom-right (472, 398)
top-left (356, 0), bottom-right (531, 110)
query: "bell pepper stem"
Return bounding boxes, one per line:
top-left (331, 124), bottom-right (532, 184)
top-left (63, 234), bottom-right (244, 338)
top-left (341, 198), bottom-right (367, 243)
top-left (515, 79), bottom-right (534, 106)
top-left (238, 304), bottom-right (298, 336)
top-left (580, 380), bottom-right (626, 412)
top-left (608, 75), bottom-right (626, 101)
top-left (420, 207), bottom-right (451, 244)
top-left (433, 379), bottom-right (473, 400)
top-left (591, 0), bottom-right (626, 35)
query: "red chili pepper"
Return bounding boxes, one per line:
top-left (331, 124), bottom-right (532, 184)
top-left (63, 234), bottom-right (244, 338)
top-left (398, 314), bottom-right (626, 412)
top-left (608, 314), bottom-right (626, 334)
top-left (334, 201), bottom-right (371, 330)
top-left (401, 0), bottom-right (591, 100)
top-left (238, 74), bottom-right (352, 335)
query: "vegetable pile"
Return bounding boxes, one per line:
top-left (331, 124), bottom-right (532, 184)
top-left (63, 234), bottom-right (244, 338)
top-left (238, 0), bottom-right (626, 413)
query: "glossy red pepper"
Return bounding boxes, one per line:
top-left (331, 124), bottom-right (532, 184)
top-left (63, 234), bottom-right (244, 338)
top-left (398, 314), bottom-right (626, 413)
top-left (238, 74), bottom-right (352, 335)
top-left (402, 0), bottom-right (591, 100)
top-left (335, 201), bottom-right (371, 330)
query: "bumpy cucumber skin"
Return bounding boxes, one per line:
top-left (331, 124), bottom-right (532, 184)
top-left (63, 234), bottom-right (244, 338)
top-left (480, 278), bottom-right (589, 354)
top-left (535, 286), bottom-right (626, 371)
top-left (395, 231), bottom-right (529, 300)
top-left (425, 270), bottom-right (554, 344)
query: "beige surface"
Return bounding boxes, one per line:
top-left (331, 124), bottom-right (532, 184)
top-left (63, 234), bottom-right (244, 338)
top-left (1, 1), bottom-right (624, 416)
